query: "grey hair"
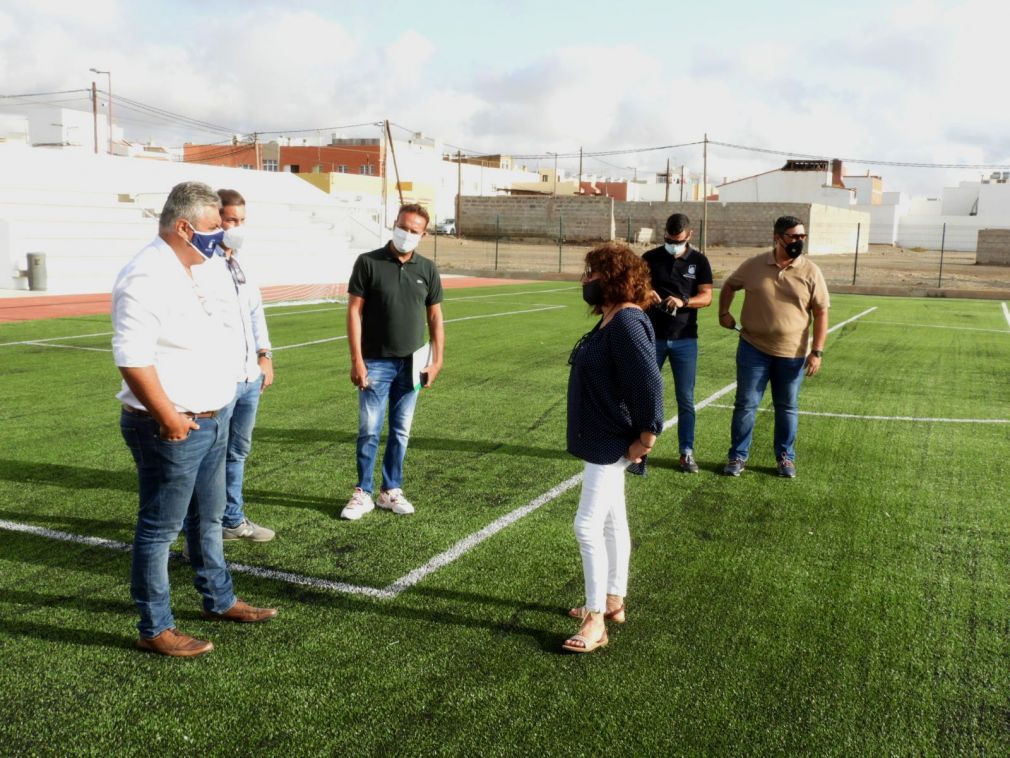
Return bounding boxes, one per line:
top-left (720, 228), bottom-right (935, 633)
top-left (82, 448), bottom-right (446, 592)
top-left (159, 181), bottom-right (221, 232)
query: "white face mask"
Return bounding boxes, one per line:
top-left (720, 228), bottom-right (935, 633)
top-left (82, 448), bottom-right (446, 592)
top-left (222, 226), bottom-right (246, 251)
top-left (392, 226), bottom-right (422, 254)
top-left (665, 241), bottom-right (688, 256)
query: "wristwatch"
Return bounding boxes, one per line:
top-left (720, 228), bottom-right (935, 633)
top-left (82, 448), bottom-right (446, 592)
top-left (811, 349), bottom-right (823, 358)
top-left (258, 350), bottom-right (273, 360)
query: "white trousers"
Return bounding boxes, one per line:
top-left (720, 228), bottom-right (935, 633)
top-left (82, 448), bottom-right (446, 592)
top-left (574, 458), bottom-right (631, 613)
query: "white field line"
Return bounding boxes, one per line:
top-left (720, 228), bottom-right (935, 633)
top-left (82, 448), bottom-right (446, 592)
top-left (707, 404), bottom-right (1010, 424)
top-left (21, 341), bottom-right (112, 353)
top-left (0, 519), bottom-right (393, 598)
top-left (267, 306), bottom-right (343, 318)
top-left (1002, 302), bottom-right (1010, 329)
top-left (861, 320), bottom-right (1009, 335)
top-left (0, 305), bottom-right (878, 599)
top-left (0, 330), bottom-right (113, 348)
top-left (446, 286), bottom-right (576, 302)
top-left (272, 305), bottom-right (567, 351)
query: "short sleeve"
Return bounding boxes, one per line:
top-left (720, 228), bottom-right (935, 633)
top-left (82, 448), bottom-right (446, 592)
top-left (426, 264), bottom-right (443, 306)
top-left (696, 255), bottom-right (714, 286)
top-left (347, 255), bottom-right (370, 298)
top-left (810, 266), bottom-right (830, 310)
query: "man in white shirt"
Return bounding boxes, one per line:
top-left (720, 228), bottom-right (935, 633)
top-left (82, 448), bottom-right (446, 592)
top-left (214, 188), bottom-right (275, 541)
top-left (113, 181), bottom-right (277, 658)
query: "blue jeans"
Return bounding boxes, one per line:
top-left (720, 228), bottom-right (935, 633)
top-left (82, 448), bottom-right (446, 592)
top-left (121, 409), bottom-right (237, 638)
top-left (224, 379), bottom-right (261, 528)
top-left (656, 338), bottom-right (698, 454)
top-left (356, 358), bottom-right (419, 494)
top-left (728, 339), bottom-right (806, 462)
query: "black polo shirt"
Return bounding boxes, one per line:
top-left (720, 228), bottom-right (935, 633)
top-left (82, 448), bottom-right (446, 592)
top-left (347, 244), bottom-right (443, 358)
top-left (642, 244), bottom-right (713, 340)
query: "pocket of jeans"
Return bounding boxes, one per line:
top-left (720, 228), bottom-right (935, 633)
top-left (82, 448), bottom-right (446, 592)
top-left (120, 425), bottom-right (146, 466)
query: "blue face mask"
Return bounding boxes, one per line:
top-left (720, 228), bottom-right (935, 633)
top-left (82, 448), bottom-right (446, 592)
top-left (187, 223), bottom-right (225, 258)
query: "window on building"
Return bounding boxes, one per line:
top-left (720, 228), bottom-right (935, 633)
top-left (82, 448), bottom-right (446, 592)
top-left (337, 165), bottom-right (348, 173)
top-left (542, 175), bottom-right (549, 182)
top-left (239, 164), bottom-right (253, 170)
top-left (313, 165), bottom-right (323, 173)
top-left (360, 164), bottom-right (375, 175)
top-left (263, 159), bottom-right (278, 172)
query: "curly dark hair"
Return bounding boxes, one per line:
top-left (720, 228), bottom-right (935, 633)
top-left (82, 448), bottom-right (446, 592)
top-left (583, 241), bottom-right (652, 314)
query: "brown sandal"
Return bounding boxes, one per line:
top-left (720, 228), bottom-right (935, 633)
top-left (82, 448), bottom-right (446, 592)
top-left (561, 629), bottom-right (609, 654)
top-left (567, 605), bottom-right (626, 624)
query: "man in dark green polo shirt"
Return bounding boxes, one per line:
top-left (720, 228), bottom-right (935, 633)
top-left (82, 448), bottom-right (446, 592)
top-left (341, 203), bottom-right (445, 520)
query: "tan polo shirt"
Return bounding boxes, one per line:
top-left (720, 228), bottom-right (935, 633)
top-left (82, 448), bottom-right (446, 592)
top-left (725, 251), bottom-right (830, 358)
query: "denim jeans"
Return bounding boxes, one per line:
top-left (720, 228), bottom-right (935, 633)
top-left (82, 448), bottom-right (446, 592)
top-left (356, 358), bottom-right (419, 494)
top-left (656, 338), bottom-right (698, 454)
top-left (121, 408), bottom-right (237, 638)
top-left (224, 379), bottom-right (261, 528)
top-left (728, 339), bottom-right (806, 462)
top-left (574, 458), bottom-right (631, 613)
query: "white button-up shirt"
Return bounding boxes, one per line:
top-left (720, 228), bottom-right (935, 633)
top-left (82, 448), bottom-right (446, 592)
top-left (191, 252), bottom-right (272, 382)
top-left (112, 236), bottom-right (237, 413)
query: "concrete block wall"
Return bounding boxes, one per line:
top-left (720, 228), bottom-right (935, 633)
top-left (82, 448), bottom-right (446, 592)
top-left (976, 228), bottom-right (1010, 264)
top-left (807, 205), bottom-right (870, 254)
top-left (614, 201), bottom-right (811, 247)
top-left (458, 196), bottom-right (614, 241)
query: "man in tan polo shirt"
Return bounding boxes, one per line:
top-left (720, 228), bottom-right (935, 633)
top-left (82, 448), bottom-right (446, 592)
top-left (717, 215), bottom-right (829, 478)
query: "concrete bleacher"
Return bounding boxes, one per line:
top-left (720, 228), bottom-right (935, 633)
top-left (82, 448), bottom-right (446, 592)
top-left (0, 143), bottom-right (382, 295)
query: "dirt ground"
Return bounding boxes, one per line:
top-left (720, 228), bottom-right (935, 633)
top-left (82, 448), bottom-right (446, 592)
top-left (420, 237), bottom-right (1010, 294)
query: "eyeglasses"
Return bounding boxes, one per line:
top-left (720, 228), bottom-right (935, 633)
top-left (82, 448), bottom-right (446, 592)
top-left (583, 264), bottom-right (592, 278)
top-left (226, 255), bottom-right (246, 285)
top-left (782, 233), bottom-right (807, 241)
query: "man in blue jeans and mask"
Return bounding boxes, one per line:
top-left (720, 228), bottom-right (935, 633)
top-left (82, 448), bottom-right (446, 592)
top-left (642, 213), bottom-right (713, 473)
top-left (113, 181), bottom-right (277, 657)
top-left (718, 215), bottom-right (830, 478)
top-left (341, 203), bottom-right (445, 520)
top-left (215, 189), bottom-right (275, 542)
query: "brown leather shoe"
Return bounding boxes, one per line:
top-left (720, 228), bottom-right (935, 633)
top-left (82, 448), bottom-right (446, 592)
top-left (136, 628), bottom-right (214, 658)
top-left (201, 598), bottom-right (278, 623)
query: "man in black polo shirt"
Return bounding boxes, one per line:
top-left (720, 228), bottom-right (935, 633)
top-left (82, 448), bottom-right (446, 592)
top-left (642, 213), bottom-right (713, 473)
top-left (341, 204), bottom-right (445, 520)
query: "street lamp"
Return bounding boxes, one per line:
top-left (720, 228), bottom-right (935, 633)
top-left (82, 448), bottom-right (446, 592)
top-left (89, 68), bottom-right (112, 155)
top-left (547, 151), bottom-right (558, 196)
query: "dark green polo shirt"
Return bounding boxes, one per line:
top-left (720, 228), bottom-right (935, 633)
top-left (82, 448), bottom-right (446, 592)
top-left (347, 244), bottom-right (444, 358)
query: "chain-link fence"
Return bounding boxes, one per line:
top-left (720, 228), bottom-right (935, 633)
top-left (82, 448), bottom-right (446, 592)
top-left (423, 216), bottom-right (1010, 293)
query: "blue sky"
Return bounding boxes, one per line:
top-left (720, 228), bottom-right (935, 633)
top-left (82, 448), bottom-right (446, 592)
top-left (1, 0), bottom-right (1006, 195)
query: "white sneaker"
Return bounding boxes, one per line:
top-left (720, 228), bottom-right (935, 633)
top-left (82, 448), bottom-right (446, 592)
top-left (340, 488), bottom-right (375, 520)
top-left (376, 488), bottom-right (415, 515)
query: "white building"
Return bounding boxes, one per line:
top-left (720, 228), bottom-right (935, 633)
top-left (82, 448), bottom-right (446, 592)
top-left (897, 175), bottom-right (1010, 252)
top-left (717, 160), bottom-right (855, 208)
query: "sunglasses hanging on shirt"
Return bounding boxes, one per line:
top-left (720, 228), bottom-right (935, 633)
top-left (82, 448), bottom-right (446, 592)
top-left (226, 255), bottom-right (246, 286)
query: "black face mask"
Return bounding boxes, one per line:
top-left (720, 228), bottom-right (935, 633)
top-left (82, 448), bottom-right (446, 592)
top-left (784, 239), bottom-right (804, 258)
top-left (582, 280), bottom-right (605, 306)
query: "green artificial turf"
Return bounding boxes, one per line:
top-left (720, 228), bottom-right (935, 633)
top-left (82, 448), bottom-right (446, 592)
top-left (1, 284), bottom-right (1009, 755)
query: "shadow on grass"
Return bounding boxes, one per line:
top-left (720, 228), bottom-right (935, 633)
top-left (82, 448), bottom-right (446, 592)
top-left (0, 617), bottom-right (128, 650)
top-left (0, 458), bottom-right (135, 492)
top-left (256, 428), bottom-right (567, 460)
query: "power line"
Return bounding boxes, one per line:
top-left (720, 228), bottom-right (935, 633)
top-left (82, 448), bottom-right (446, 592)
top-left (709, 140), bottom-right (1010, 170)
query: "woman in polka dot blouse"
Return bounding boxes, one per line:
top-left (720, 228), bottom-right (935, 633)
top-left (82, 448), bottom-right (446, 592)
top-left (563, 242), bottom-right (665, 653)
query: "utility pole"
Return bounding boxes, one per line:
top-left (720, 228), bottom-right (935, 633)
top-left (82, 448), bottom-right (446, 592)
top-left (680, 164), bottom-right (685, 202)
top-left (253, 132), bottom-right (261, 171)
top-left (578, 146), bottom-right (583, 194)
top-left (380, 121), bottom-right (388, 231)
top-left (89, 68), bottom-right (112, 154)
top-left (664, 157), bottom-right (671, 202)
top-left (90, 81), bottom-right (99, 154)
top-left (456, 150), bottom-right (462, 235)
top-left (551, 152), bottom-right (558, 196)
top-left (384, 120), bottom-right (404, 207)
top-left (702, 133), bottom-right (709, 251)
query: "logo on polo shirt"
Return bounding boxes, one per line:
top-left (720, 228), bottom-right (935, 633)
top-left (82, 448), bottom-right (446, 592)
top-left (417, 279), bottom-right (423, 284)
top-left (685, 264), bottom-right (697, 279)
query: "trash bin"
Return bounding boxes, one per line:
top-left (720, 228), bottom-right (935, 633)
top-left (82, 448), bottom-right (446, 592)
top-left (26, 252), bottom-right (47, 292)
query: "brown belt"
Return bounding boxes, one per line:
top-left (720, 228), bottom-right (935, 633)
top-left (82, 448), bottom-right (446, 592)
top-left (122, 405), bottom-right (219, 419)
